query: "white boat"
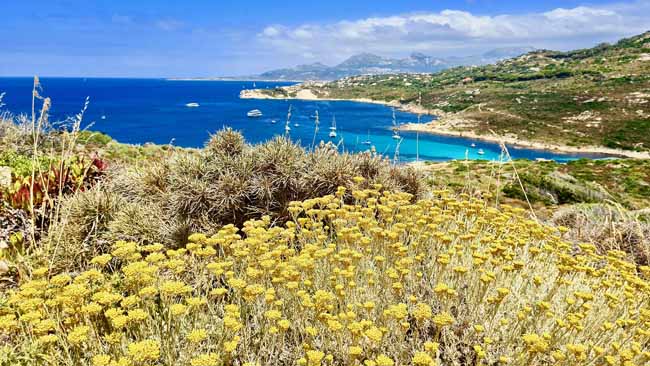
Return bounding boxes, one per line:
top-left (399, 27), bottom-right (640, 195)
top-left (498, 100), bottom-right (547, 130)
top-left (186, 103), bottom-right (200, 108)
top-left (329, 116), bottom-right (337, 138)
top-left (294, 123), bottom-right (300, 127)
top-left (100, 115), bottom-right (106, 120)
top-left (271, 119), bottom-right (277, 124)
top-left (477, 149), bottom-right (485, 155)
top-left (247, 109), bottom-right (263, 117)
top-left (471, 143), bottom-right (476, 148)
top-left (361, 130), bottom-right (372, 145)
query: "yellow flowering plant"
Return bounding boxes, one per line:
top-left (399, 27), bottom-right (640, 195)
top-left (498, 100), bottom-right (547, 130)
top-left (1, 188), bottom-right (649, 365)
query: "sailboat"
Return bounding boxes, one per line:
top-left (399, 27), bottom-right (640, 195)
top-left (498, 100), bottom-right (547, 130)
top-left (391, 109), bottom-right (400, 140)
top-left (361, 130), bottom-right (372, 145)
top-left (285, 105), bottom-right (293, 133)
top-left (329, 115), bottom-right (337, 138)
top-left (416, 92), bottom-right (422, 162)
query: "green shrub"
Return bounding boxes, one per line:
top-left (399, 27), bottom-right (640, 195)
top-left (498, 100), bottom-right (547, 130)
top-left (76, 130), bottom-right (112, 146)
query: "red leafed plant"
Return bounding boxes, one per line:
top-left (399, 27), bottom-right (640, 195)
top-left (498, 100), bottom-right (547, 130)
top-left (4, 155), bottom-right (107, 211)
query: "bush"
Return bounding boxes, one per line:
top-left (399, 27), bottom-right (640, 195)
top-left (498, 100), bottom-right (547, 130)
top-left (44, 184), bottom-right (124, 270)
top-left (552, 203), bottom-right (650, 265)
top-left (2, 189), bottom-right (648, 365)
top-left (46, 131), bottom-right (423, 265)
top-left (76, 130), bottom-right (112, 147)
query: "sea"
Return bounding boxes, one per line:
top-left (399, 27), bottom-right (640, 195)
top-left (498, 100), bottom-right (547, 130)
top-left (0, 77), bottom-right (607, 162)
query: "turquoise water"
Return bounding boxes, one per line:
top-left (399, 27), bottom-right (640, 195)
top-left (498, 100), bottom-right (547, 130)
top-left (0, 78), bottom-right (608, 162)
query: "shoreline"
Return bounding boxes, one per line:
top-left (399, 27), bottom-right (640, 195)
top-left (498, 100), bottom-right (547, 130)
top-left (240, 88), bottom-right (435, 116)
top-left (399, 123), bottom-right (650, 159)
top-left (240, 88), bottom-right (650, 159)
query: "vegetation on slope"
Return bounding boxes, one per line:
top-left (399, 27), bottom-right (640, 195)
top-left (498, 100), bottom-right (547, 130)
top-left (256, 32), bottom-right (650, 151)
top-left (422, 158), bottom-right (650, 265)
top-left (423, 159), bottom-right (650, 210)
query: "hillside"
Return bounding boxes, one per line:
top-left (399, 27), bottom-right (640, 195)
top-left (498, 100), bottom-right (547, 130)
top-left (253, 47), bottom-right (535, 81)
top-left (245, 32), bottom-right (650, 153)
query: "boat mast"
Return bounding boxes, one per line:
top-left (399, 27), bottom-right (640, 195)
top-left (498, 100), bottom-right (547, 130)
top-left (416, 92), bottom-right (422, 162)
top-left (311, 110), bottom-right (320, 149)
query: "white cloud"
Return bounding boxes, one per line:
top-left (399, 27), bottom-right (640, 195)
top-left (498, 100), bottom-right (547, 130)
top-left (256, 0), bottom-right (650, 64)
top-left (262, 26), bottom-right (280, 37)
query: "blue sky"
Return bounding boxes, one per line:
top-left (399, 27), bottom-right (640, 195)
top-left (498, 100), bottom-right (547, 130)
top-left (1, 0), bottom-right (648, 77)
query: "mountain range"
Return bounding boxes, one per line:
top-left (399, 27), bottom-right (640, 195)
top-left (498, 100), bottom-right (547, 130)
top-left (253, 47), bottom-right (536, 81)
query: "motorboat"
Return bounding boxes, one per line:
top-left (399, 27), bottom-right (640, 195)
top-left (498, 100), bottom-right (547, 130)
top-left (247, 109), bottom-right (263, 117)
top-left (186, 103), bottom-right (200, 108)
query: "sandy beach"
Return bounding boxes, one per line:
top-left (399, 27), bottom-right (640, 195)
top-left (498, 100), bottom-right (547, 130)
top-left (399, 123), bottom-right (650, 159)
top-left (241, 88), bottom-right (650, 159)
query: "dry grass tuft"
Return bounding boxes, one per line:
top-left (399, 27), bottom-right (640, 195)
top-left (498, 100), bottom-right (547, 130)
top-left (553, 203), bottom-right (650, 265)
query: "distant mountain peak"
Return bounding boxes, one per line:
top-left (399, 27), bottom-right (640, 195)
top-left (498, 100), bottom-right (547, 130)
top-left (338, 53), bottom-right (386, 68)
top-left (409, 52), bottom-right (429, 60)
top-left (251, 46), bottom-right (537, 81)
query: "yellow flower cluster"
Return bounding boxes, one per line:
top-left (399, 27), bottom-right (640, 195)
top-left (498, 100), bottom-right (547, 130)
top-left (1, 187), bottom-right (649, 365)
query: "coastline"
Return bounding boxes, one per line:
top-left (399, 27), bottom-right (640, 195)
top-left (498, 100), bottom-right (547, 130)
top-left (240, 88), bottom-right (650, 160)
top-left (399, 123), bottom-right (650, 159)
top-left (240, 88), bottom-right (435, 116)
